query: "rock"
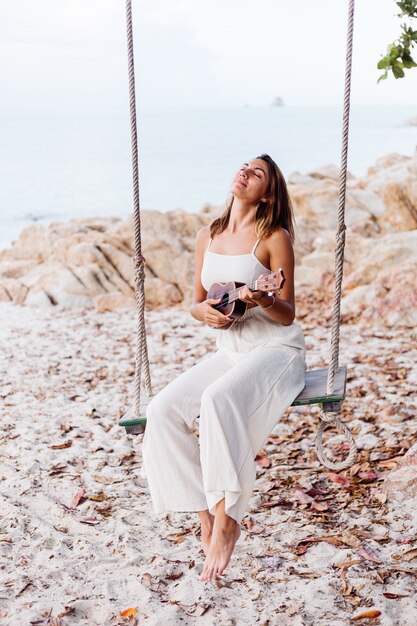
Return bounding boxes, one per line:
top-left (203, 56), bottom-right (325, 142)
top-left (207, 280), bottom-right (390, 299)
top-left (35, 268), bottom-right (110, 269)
top-left (0, 210), bottom-right (210, 309)
top-left (306, 163), bottom-right (355, 181)
top-left (377, 182), bottom-right (417, 232)
top-left (344, 230), bottom-right (417, 287)
top-left (366, 152), bottom-right (412, 175)
top-left (25, 287), bottom-right (56, 307)
top-left (94, 293), bottom-right (136, 313)
top-left (290, 178), bottom-right (374, 235)
top-left (144, 276), bottom-right (183, 308)
top-left (0, 277), bottom-right (29, 305)
top-left (382, 443), bottom-right (417, 502)
top-left (341, 231), bottom-right (417, 327)
top-left (295, 251), bottom-right (334, 287)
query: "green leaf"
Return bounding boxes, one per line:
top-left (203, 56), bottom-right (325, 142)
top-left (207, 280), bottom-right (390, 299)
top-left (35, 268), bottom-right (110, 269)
top-left (377, 56), bottom-right (391, 69)
top-left (377, 70), bottom-right (388, 83)
top-left (396, 0), bottom-right (417, 18)
top-left (388, 44), bottom-right (401, 57)
top-left (402, 51), bottom-right (417, 67)
top-left (392, 64), bottom-right (405, 78)
top-left (377, 57), bottom-right (391, 70)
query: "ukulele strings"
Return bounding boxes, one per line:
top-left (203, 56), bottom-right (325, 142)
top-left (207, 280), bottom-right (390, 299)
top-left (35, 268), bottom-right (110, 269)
top-left (212, 275), bottom-right (275, 304)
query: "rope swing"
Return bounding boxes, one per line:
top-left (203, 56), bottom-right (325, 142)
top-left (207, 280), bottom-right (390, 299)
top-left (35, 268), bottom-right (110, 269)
top-left (120, 0), bottom-right (358, 471)
top-left (125, 0), bottom-right (152, 433)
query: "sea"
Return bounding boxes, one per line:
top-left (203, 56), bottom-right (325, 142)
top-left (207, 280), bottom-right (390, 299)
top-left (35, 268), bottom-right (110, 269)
top-left (1, 105), bottom-right (417, 250)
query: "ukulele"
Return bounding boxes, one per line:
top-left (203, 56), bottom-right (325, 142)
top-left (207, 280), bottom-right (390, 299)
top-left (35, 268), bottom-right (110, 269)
top-left (206, 269), bottom-right (285, 330)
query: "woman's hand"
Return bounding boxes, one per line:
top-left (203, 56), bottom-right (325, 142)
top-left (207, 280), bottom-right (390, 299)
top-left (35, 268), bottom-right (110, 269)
top-left (192, 297), bottom-right (233, 328)
top-left (238, 275), bottom-right (274, 309)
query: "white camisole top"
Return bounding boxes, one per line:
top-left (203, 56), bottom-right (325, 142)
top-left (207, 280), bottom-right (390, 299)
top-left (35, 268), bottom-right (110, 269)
top-left (200, 237), bottom-right (307, 356)
top-left (201, 238), bottom-right (268, 292)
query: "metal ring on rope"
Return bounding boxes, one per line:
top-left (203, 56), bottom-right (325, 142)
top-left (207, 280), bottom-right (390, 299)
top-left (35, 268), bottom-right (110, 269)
top-left (316, 409), bottom-right (358, 470)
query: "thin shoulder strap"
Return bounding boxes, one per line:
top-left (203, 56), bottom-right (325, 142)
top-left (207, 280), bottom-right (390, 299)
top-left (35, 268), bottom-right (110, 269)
top-left (207, 237), bottom-right (213, 251)
top-left (251, 239), bottom-right (261, 255)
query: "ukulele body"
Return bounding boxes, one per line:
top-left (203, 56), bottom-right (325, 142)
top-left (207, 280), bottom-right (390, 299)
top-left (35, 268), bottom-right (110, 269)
top-left (207, 281), bottom-right (247, 330)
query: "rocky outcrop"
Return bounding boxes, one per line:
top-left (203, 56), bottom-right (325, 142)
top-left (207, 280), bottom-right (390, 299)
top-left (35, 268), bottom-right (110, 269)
top-left (0, 149), bottom-right (416, 321)
top-left (0, 211), bottom-right (210, 310)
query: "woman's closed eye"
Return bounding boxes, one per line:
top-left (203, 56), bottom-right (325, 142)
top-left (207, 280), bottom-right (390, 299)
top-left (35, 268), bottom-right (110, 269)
top-left (240, 167), bottom-right (261, 178)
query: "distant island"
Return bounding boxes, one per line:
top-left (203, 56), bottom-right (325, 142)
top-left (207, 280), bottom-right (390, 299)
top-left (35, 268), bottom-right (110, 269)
top-left (271, 96), bottom-right (284, 107)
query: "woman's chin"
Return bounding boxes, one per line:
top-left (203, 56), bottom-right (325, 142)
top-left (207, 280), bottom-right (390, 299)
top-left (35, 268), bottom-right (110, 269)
top-left (231, 186), bottom-right (246, 198)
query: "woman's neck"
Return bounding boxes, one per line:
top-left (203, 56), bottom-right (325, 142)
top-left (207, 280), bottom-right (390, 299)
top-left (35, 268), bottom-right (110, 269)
top-left (227, 199), bottom-right (257, 233)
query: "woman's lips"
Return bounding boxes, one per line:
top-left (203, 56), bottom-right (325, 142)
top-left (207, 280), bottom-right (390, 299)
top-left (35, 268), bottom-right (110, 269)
top-left (235, 179), bottom-right (247, 187)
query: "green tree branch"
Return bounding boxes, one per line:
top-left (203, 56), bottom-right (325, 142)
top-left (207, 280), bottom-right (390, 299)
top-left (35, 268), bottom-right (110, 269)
top-left (378, 0), bottom-right (417, 81)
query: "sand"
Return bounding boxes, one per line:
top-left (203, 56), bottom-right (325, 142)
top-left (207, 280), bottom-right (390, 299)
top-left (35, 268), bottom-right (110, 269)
top-left (1, 300), bottom-right (416, 626)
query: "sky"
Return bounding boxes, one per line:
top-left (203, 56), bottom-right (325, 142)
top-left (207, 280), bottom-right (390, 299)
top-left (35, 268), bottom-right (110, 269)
top-left (1, 0), bottom-right (417, 114)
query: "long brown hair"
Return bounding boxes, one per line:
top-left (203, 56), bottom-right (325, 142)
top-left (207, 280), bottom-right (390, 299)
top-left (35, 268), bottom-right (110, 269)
top-left (209, 154), bottom-right (295, 242)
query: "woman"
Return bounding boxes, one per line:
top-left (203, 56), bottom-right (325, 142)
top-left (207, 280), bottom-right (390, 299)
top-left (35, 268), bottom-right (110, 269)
top-left (141, 154), bottom-right (306, 583)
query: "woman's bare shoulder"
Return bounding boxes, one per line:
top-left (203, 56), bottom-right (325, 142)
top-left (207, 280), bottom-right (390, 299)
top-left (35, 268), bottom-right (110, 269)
top-left (195, 225), bottom-right (211, 251)
top-left (266, 227), bottom-right (292, 249)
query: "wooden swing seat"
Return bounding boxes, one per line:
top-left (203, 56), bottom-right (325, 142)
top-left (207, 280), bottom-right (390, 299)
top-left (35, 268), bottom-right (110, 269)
top-left (119, 365), bottom-right (347, 434)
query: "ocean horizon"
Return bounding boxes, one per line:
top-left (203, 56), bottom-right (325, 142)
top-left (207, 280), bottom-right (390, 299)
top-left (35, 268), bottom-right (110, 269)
top-left (1, 104), bottom-right (417, 250)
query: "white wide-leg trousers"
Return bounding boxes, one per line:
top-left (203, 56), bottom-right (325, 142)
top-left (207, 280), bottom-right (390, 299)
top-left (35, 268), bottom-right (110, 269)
top-left (140, 344), bottom-right (306, 525)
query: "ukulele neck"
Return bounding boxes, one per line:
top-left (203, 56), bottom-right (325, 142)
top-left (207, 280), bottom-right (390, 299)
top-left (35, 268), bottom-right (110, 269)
top-left (228, 278), bottom-right (261, 303)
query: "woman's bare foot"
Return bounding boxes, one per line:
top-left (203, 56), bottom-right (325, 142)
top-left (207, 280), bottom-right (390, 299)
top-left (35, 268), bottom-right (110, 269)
top-left (197, 510), bottom-right (215, 556)
top-left (200, 499), bottom-right (241, 582)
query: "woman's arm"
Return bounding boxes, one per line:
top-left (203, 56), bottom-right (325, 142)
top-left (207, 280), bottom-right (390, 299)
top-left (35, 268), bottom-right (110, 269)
top-left (189, 226), bottom-right (232, 328)
top-left (238, 228), bottom-right (296, 326)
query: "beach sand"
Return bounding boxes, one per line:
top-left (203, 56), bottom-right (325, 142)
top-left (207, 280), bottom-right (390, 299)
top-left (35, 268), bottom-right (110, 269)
top-left (1, 299), bottom-right (416, 625)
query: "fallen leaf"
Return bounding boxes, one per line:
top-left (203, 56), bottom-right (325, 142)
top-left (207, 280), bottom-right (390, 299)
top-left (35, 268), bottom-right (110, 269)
top-left (79, 518), bottom-right (100, 526)
top-left (70, 487), bottom-right (86, 508)
top-left (392, 547), bottom-right (417, 562)
top-left (357, 471), bottom-right (379, 482)
top-left (325, 470), bottom-right (350, 483)
top-left (50, 440), bottom-right (73, 450)
top-left (120, 607), bottom-right (138, 618)
top-left (260, 499), bottom-right (292, 509)
top-left (140, 572), bottom-right (161, 592)
top-left (294, 489), bottom-right (314, 504)
top-left (164, 530), bottom-right (191, 544)
top-left (95, 504), bottom-right (112, 517)
top-left (255, 454), bottom-right (271, 468)
top-left (93, 475), bottom-right (115, 485)
top-left (244, 518), bottom-right (265, 534)
top-left (311, 501), bottom-right (329, 511)
top-left (194, 603), bottom-right (212, 616)
top-left (57, 607), bottom-right (76, 618)
top-left (352, 609), bottom-right (381, 620)
top-left (258, 480), bottom-right (276, 493)
top-left (383, 592), bottom-right (410, 599)
top-left (165, 572), bottom-right (183, 580)
top-left (355, 546), bottom-right (381, 563)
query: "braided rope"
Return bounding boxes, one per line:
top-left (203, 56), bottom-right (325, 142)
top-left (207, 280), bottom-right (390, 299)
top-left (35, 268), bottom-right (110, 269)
top-left (317, 0), bottom-right (357, 469)
top-left (126, 0), bottom-right (152, 418)
top-left (316, 408), bottom-right (357, 470)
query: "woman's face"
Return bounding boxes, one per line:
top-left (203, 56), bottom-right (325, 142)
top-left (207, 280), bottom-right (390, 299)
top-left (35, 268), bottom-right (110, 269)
top-left (231, 158), bottom-right (270, 203)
